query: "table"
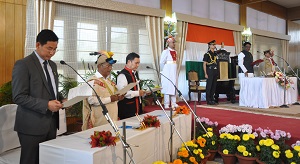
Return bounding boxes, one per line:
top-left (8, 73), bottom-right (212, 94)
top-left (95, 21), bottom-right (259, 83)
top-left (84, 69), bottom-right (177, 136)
top-left (239, 77), bottom-right (298, 108)
top-left (39, 110), bottom-right (191, 164)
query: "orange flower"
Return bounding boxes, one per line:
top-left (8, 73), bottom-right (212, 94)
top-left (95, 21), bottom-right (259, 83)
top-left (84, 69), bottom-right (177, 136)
top-left (189, 157), bottom-right (196, 162)
top-left (197, 138), bottom-right (206, 147)
top-left (173, 159), bottom-right (183, 164)
top-left (177, 151), bottom-right (183, 156)
top-left (182, 151), bottom-right (189, 157)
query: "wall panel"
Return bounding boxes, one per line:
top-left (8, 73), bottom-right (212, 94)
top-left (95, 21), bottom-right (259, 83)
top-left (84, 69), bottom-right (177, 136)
top-left (0, 0), bottom-right (26, 86)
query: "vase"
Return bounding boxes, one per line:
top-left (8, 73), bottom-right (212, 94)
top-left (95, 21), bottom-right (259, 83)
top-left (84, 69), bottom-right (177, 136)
top-left (200, 153), bottom-right (211, 164)
top-left (208, 149), bottom-right (218, 161)
top-left (218, 150), bottom-right (237, 164)
top-left (235, 153), bottom-right (257, 164)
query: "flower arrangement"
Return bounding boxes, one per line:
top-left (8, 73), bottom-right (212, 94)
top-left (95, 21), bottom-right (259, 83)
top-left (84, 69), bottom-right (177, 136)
top-left (236, 133), bottom-right (257, 157)
top-left (256, 138), bottom-right (281, 164)
top-left (285, 141), bottom-right (300, 164)
top-left (201, 128), bottom-right (218, 151)
top-left (174, 137), bottom-right (208, 164)
top-left (89, 130), bottom-right (116, 148)
top-left (142, 114), bottom-right (161, 128)
top-left (219, 133), bottom-right (240, 154)
top-left (273, 71), bottom-right (294, 90)
top-left (175, 105), bottom-right (190, 115)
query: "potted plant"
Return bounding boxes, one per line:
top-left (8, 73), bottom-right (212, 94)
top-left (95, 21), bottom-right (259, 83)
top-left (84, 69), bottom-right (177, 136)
top-left (285, 141), bottom-right (300, 164)
top-left (236, 133), bottom-right (257, 164)
top-left (201, 128), bottom-right (219, 161)
top-left (256, 138), bottom-right (281, 164)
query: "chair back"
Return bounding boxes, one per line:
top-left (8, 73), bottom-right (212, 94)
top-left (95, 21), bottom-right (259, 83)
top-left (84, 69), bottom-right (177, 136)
top-left (188, 70), bottom-right (199, 82)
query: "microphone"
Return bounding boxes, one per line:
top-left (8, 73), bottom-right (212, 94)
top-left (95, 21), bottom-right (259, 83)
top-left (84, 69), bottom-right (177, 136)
top-left (89, 52), bottom-right (100, 56)
top-left (60, 60), bottom-right (108, 115)
top-left (146, 66), bottom-right (182, 97)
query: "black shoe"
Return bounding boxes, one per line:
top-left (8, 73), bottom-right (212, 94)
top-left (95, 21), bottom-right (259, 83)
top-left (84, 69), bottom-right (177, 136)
top-left (210, 101), bottom-right (216, 105)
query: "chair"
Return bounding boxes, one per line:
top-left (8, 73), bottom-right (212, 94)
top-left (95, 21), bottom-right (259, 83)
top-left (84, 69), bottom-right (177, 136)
top-left (188, 70), bottom-right (206, 104)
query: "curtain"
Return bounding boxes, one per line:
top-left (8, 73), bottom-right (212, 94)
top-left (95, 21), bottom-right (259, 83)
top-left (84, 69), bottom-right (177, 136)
top-left (145, 16), bottom-right (164, 82)
top-left (35, 0), bottom-right (56, 33)
top-left (233, 31), bottom-right (242, 55)
top-left (176, 21), bottom-right (188, 76)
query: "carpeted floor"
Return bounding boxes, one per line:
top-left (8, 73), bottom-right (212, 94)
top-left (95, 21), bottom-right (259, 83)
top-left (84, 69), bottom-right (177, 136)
top-left (144, 101), bottom-right (300, 146)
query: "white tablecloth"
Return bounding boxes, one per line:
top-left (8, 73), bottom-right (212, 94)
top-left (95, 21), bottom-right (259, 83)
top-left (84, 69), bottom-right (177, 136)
top-left (39, 110), bottom-right (191, 164)
top-left (239, 77), bottom-right (298, 108)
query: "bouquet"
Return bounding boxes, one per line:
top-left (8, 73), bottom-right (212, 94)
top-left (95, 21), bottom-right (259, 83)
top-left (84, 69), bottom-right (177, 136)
top-left (174, 105), bottom-right (190, 115)
top-left (89, 130), bottom-right (116, 148)
top-left (256, 138), bottom-right (281, 164)
top-left (142, 114), bottom-right (161, 128)
top-left (285, 140), bottom-right (300, 164)
top-left (273, 71), bottom-right (294, 90)
top-left (236, 133), bottom-right (257, 157)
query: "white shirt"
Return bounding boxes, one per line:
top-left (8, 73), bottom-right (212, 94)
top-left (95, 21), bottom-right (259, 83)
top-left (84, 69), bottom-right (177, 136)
top-left (116, 70), bottom-right (141, 100)
top-left (87, 72), bottom-right (112, 105)
top-left (238, 51), bottom-right (247, 73)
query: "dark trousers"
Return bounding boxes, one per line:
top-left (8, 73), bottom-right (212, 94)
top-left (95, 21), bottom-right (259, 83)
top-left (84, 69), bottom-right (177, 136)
top-left (206, 67), bottom-right (218, 102)
top-left (18, 117), bottom-right (57, 164)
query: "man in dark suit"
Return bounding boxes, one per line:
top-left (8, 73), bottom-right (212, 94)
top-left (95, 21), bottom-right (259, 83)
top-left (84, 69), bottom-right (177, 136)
top-left (12, 29), bottom-right (64, 164)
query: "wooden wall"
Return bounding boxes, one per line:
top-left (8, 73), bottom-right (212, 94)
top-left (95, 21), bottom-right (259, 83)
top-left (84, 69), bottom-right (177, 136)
top-left (0, 0), bottom-right (27, 86)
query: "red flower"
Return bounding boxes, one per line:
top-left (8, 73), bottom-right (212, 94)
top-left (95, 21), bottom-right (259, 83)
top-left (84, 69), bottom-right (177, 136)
top-left (142, 114), bottom-right (161, 128)
top-left (89, 130), bottom-right (116, 148)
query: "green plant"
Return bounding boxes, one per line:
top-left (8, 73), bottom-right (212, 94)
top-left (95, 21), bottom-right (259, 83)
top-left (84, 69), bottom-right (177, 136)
top-left (219, 133), bottom-right (240, 154)
top-left (285, 143), bottom-right (300, 164)
top-left (202, 128), bottom-right (219, 151)
top-left (257, 138), bottom-right (281, 164)
top-left (236, 133), bottom-right (257, 157)
top-left (59, 74), bottom-right (82, 118)
top-left (0, 81), bottom-right (13, 106)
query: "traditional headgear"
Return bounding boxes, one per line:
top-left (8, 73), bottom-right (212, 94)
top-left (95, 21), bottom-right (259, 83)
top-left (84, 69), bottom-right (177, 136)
top-left (166, 36), bottom-right (175, 43)
top-left (263, 50), bottom-right (271, 55)
top-left (208, 40), bottom-right (216, 45)
top-left (95, 51), bottom-right (117, 65)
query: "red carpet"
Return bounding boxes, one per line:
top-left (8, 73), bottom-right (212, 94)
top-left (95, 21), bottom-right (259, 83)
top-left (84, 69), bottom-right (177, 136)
top-left (144, 102), bottom-right (300, 145)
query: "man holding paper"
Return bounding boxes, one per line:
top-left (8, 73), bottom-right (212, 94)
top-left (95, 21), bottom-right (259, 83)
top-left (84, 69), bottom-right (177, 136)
top-left (82, 51), bottom-right (124, 130)
top-left (117, 52), bottom-right (147, 119)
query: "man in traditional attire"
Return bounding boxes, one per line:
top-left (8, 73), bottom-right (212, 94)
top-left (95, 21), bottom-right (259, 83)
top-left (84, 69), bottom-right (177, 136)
top-left (160, 37), bottom-right (178, 109)
top-left (203, 40), bottom-right (218, 105)
top-left (261, 49), bottom-right (276, 75)
top-left (82, 51), bottom-right (124, 130)
top-left (238, 42), bottom-right (254, 78)
top-left (117, 52), bottom-right (147, 119)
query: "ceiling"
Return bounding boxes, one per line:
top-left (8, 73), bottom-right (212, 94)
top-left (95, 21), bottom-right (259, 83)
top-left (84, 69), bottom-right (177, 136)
top-left (268, 0), bottom-right (300, 8)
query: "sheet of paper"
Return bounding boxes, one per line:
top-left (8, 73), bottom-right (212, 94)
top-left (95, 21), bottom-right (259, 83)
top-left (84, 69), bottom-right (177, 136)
top-left (115, 82), bottom-right (137, 95)
top-left (62, 81), bottom-right (94, 107)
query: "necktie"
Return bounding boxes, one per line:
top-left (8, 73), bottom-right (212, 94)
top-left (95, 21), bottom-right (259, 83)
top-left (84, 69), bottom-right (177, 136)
top-left (43, 61), bottom-right (56, 100)
top-left (43, 60), bottom-right (59, 129)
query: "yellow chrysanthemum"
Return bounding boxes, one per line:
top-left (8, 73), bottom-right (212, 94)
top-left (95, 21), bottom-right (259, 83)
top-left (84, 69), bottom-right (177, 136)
top-left (285, 152), bottom-right (293, 159)
top-left (181, 147), bottom-right (186, 151)
top-left (242, 134), bottom-right (250, 141)
top-left (256, 145), bottom-right (260, 151)
top-left (243, 151), bottom-right (249, 156)
top-left (198, 149), bottom-right (202, 153)
top-left (237, 145), bottom-right (246, 153)
top-left (294, 145), bottom-right (300, 152)
top-left (234, 135), bottom-right (240, 141)
top-left (273, 151), bottom-right (280, 158)
top-left (153, 161), bottom-right (166, 164)
top-left (193, 149), bottom-right (199, 154)
top-left (259, 139), bottom-right (265, 146)
top-left (212, 141), bottom-right (215, 145)
top-left (271, 144), bottom-right (280, 150)
top-left (200, 153), bottom-right (204, 159)
top-left (264, 139), bottom-right (274, 146)
top-left (223, 149), bottom-right (229, 154)
top-left (227, 135), bottom-right (234, 140)
top-left (220, 133), bottom-right (225, 139)
top-left (207, 132), bottom-right (213, 137)
top-left (249, 134), bottom-right (255, 139)
top-left (207, 127), bottom-right (213, 132)
top-left (291, 162), bottom-right (296, 164)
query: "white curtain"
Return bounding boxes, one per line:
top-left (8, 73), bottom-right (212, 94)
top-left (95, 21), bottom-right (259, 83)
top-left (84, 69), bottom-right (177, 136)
top-left (35, 0), bottom-right (56, 32)
top-left (145, 16), bottom-right (164, 82)
top-left (176, 21), bottom-right (188, 77)
top-left (281, 40), bottom-right (289, 68)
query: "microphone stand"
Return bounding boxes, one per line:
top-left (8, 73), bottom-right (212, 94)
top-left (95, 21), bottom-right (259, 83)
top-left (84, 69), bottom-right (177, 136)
top-left (273, 61), bottom-right (289, 108)
top-left (61, 61), bottom-right (136, 164)
top-left (146, 66), bottom-right (209, 136)
top-left (146, 84), bottom-right (192, 160)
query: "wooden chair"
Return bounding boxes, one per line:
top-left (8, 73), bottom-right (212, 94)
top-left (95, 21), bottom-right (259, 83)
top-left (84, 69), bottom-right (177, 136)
top-left (187, 70), bottom-right (206, 104)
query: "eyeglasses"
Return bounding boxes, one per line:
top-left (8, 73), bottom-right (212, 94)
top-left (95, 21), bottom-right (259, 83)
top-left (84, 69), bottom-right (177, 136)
top-left (44, 46), bottom-right (58, 53)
